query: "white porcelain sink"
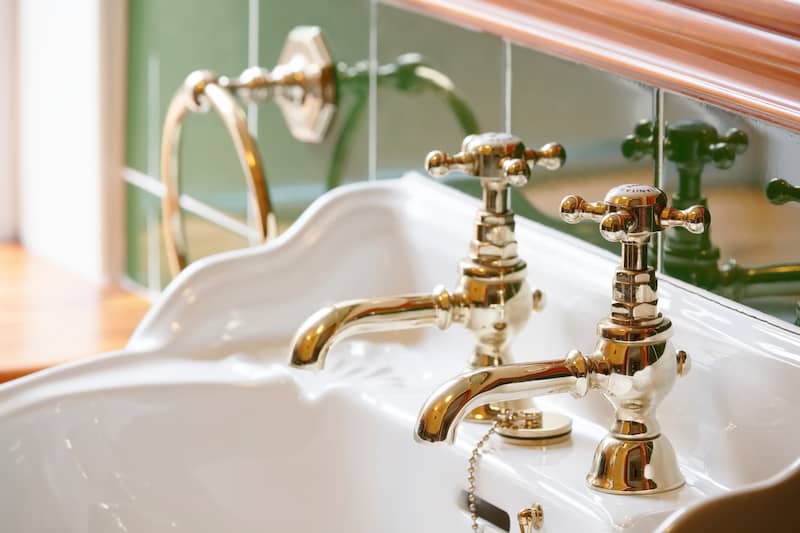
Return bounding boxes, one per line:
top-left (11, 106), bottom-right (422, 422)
top-left (1, 175), bottom-right (798, 532)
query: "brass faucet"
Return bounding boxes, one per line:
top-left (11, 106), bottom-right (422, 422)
top-left (415, 184), bottom-right (705, 494)
top-left (290, 132), bottom-right (565, 426)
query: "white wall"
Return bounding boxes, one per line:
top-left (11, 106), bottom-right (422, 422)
top-left (0, 0), bottom-right (17, 241)
top-left (17, 0), bottom-right (126, 283)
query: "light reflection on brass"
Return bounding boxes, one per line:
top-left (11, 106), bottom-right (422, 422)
top-left (415, 184), bottom-right (704, 495)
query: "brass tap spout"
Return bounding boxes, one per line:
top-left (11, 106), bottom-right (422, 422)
top-left (289, 133), bottom-right (566, 427)
top-left (415, 352), bottom-right (589, 444)
top-left (290, 287), bottom-right (464, 369)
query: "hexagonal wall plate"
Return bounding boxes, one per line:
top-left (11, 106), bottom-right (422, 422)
top-left (275, 26), bottom-right (337, 143)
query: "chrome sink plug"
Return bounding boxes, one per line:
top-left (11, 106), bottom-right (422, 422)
top-left (415, 184), bottom-right (705, 494)
top-left (289, 132), bottom-right (565, 426)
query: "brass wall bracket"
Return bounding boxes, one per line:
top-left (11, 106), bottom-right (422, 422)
top-left (160, 26), bottom-right (336, 275)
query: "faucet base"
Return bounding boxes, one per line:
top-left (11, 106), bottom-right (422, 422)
top-left (466, 399), bottom-right (534, 423)
top-left (496, 410), bottom-right (572, 444)
top-left (467, 402), bottom-right (573, 443)
top-left (586, 434), bottom-right (685, 494)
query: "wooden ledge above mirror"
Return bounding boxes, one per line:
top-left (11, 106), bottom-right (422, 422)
top-left (388, 0), bottom-right (800, 132)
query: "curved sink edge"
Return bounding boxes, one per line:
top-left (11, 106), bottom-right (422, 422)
top-left (127, 175), bottom-right (445, 353)
top-left (655, 459), bottom-right (800, 532)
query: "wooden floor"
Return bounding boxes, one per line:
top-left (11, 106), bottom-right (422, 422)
top-left (0, 244), bottom-right (151, 382)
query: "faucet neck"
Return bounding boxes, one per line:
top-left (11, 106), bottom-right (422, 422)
top-left (468, 185), bottom-right (525, 271)
top-left (481, 180), bottom-right (511, 215)
top-left (605, 237), bottom-right (671, 342)
top-left (607, 237), bottom-right (661, 325)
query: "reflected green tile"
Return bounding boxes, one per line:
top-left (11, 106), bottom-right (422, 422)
top-left (510, 45), bottom-right (654, 252)
top-left (376, 4), bottom-right (504, 186)
top-left (257, 0), bottom-right (370, 226)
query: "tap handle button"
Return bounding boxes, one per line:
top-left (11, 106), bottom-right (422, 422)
top-left (424, 150), bottom-right (475, 177)
top-left (502, 157), bottom-right (531, 187)
top-left (425, 132), bottom-right (565, 187)
top-left (559, 195), bottom-right (607, 223)
top-left (659, 205), bottom-right (707, 234)
top-left (766, 178), bottom-right (800, 205)
top-left (561, 184), bottom-right (708, 242)
top-left (525, 142), bottom-right (566, 171)
top-left (599, 211), bottom-right (635, 242)
top-left (709, 128), bottom-right (748, 170)
top-left (621, 119), bottom-right (655, 161)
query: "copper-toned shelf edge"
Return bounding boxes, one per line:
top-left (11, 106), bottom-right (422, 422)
top-left (669, 0), bottom-right (800, 39)
top-left (387, 0), bottom-right (800, 132)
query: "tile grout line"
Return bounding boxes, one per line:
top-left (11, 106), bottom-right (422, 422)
top-left (146, 52), bottom-right (160, 184)
top-left (145, 51), bottom-right (162, 292)
top-left (504, 39), bottom-right (512, 134)
top-left (246, 0), bottom-right (260, 243)
top-left (654, 87), bottom-right (665, 272)
top-left (247, 0), bottom-right (259, 137)
top-left (125, 169), bottom-right (256, 240)
top-left (504, 39), bottom-right (512, 213)
top-left (368, 0), bottom-right (378, 181)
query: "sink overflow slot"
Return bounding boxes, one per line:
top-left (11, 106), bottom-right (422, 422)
top-left (458, 490), bottom-right (510, 532)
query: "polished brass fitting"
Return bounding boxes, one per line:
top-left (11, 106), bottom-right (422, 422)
top-left (415, 184), bottom-right (706, 495)
top-left (161, 26), bottom-right (336, 276)
top-left (290, 133), bottom-right (565, 428)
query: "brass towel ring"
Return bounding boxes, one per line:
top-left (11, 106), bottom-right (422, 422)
top-left (159, 27), bottom-right (337, 277)
top-left (160, 70), bottom-right (277, 276)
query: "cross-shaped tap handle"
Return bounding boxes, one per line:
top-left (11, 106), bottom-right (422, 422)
top-left (425, 132), bottom-right (565, 188)
top-left (560, 184), bottom-right (707, 243)
top-left (622, 119), bottom-right (748, 170)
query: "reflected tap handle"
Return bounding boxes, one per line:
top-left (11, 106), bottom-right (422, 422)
top-left (425, 132), bottom-right (565, 189)
top-left (766, 178), bottom-right (800, 205)
top-left (622, 119), bottom-right (748, 172)
top-left (621, 120), bottom-right (656, 161)
top-left (560, 184), bottom-right (707, 244)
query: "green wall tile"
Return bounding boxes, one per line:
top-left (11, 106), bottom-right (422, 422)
top-left (126, 0), bottom-right (251, 219)
top-left (375, 4), bottom-right (504, 182)
top-left (510, 44), bottom-right (654, 252)
top-left (124, 183), bottom-right (159, 288)
top-left (511, 45), bottom-right (654, 177)
top-left (125, 0), bottom-right (157, 174)
top-left (178, 212), bottom-right (250, 269)
top-left (257, 0), bottom-right (370, 225)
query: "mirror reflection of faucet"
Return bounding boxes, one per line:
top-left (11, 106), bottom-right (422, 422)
top-left (290, 132), bottom-right (571, 436)
top-left (623, 119), bottom-right (800, 302)
top-left (766, 178), bottom-right (800, 325)
top-left (415, 183), bottom-right (706, 494)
